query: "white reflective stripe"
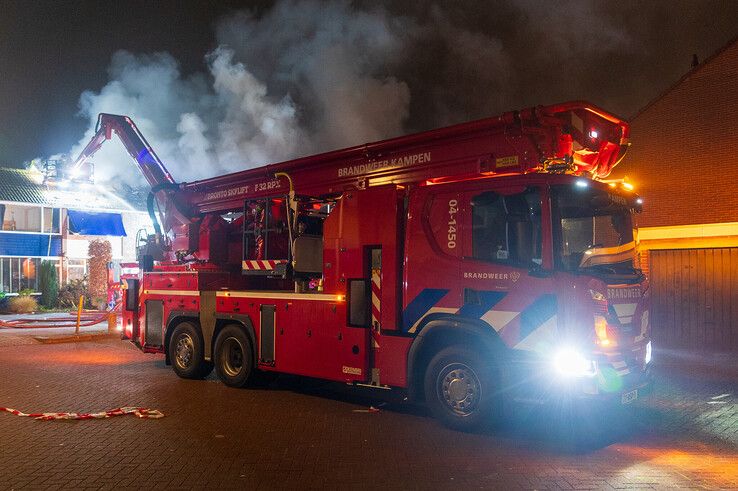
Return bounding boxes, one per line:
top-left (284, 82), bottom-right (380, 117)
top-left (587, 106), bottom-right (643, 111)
top-left (408, 307), bottom-right (457, 333)
top-left (514, 315), bottom-right (557, 352)
top-left (613, 303), bottom-right (637, 317)
top-left (480, 310), bottom-right (519, 331)
top-left (216, 291), bottom-right (343, 301)
top-left (371, 292), bottom-right (380, 307)
top-left (144, 290), bottom-right (199, 296)
top-left (611, 360), bottom-right (627, 369)
top-left (620, 316), bottom-right (633, 324)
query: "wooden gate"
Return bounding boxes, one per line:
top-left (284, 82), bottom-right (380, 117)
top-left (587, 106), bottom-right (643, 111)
top-left (650, 248), bottom-right (738, 352)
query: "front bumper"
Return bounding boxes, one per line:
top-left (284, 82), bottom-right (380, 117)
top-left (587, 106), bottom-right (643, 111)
top-left (508, 358), bottom-right (653, 408)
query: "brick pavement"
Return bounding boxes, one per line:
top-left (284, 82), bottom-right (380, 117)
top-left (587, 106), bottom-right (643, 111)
top-left (0, 337), bottom-right (736, 490)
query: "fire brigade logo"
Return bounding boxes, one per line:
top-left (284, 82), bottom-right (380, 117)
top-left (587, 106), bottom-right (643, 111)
top-left (509, 271), bottom-right (521, 283)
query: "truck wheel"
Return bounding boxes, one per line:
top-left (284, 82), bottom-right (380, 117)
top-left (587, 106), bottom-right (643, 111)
top-left (214, 325), bottom-right (254, 388)
top-left (169, 321), bottom-right (213, 379)
top-left (424, 345), bottom-right (500, 431)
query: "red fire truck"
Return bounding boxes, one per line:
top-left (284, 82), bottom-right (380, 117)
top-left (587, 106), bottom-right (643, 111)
top-left (75, 101), bottom-right (651, 430)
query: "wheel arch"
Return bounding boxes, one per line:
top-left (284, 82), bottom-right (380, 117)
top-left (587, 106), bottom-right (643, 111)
top-left (164, 311), bottom-right (200, 365)
top-left (212, 314), bottom-right (258, 366)
top-left (406, 315), bottom-right (508, 402)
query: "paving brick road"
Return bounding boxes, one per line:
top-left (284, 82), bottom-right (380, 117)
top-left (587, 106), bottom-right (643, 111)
top-left (0, 331), bottom-right (737, 490)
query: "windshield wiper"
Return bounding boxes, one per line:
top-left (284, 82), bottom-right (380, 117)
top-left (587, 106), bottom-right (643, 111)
top-left (578, 263), bottom-right (644, 280)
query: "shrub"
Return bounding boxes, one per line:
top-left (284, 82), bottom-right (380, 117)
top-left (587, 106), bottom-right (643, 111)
top-left (39, 260), bottom-right (59, 308)
top-left (8, 295), bottom-right (38, 314)
top-left (58, 278), bottom-right (91, 309)
top-left (0, 292), bottom-right (8, 312)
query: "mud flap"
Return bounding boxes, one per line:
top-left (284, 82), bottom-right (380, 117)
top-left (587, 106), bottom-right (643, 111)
top-left (144, 300), bottom-right (164, 349)
top-left (260, 305), bottom-right (276, 364)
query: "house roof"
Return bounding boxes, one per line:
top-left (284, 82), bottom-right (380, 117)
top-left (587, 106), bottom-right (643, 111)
top-left (632, 35), bottom-right (738, 120)
top-left (0, 168), bottom-right (46, 204)
top-left (0, 167), bottom-right (147, 213)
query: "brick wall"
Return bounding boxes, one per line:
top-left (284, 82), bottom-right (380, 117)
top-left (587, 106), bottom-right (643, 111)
top-left (611, 39), bottom-right (738, 228)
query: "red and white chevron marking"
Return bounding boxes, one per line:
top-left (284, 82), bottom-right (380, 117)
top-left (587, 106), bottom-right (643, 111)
top-left (0, 406), bottom-right (165, 421)
top-left (371, 268), bottom-right (381, 348)
top-left (242, 259), bottom-right (288, 270)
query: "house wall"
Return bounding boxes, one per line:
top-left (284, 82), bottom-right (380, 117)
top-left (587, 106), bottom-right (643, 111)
top-left (609, 39), bottom-right (738, 352)
top-left (612, 40), bottom-right (738, 230)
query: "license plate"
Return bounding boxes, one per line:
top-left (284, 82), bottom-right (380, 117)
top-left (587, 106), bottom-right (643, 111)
top-left (621, 389), bottom-right (638, 404)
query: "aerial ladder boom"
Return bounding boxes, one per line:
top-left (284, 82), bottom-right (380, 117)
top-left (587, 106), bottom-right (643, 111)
top-left (72, 114), bottom-right (176, 188)
top-left (180, 101), bottom-right (630, 214)
top-left (71, 101), bottom-right (630, 267)
top-left (71, 114), bottom-right (189, 238)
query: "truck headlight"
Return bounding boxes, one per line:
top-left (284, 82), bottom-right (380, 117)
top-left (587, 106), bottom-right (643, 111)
top-left (553, 348), bottom-right (597, 377)
top-left (645, 340), bottom-right (652, 365)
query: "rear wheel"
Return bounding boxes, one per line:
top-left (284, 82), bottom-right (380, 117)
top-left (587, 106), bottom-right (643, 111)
top-left (214, 324), bottom-right (254, 388)
top-left (424, 345), bottom-right (500, 431)
top-left (169, 321), bottom-right (213, 379)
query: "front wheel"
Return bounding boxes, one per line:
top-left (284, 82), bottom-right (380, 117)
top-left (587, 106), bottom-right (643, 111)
top-left (424, 345), bottom-right (500, 431)
top-left (214, 325), bottom-right (254, 388)
top-left (169, 321), bottom-right (213, 379)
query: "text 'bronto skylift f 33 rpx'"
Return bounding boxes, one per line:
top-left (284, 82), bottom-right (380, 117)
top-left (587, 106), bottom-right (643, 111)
top-left (74, 101), bottom-right (652, 430)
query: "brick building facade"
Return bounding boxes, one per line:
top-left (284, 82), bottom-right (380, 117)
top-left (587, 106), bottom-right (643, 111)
top-left (611, 37), bottom-right (738, 351)
top-left (612, 36), bottom-right (738, 251)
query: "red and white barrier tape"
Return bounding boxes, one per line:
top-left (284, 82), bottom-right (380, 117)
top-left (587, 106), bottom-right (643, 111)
top-left (0, 406), bottom-right (164, 421)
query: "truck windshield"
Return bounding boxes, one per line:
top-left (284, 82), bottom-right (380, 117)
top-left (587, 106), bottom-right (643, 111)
top-left (552, 184), bottom-right (640, 279)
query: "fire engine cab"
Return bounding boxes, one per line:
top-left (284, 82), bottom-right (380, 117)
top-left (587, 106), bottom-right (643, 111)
top-left (76, 101), bottom-right (651, 430)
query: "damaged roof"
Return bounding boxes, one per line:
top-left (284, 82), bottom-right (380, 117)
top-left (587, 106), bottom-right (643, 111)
top-left (0, 167), bottom-right (146, 212)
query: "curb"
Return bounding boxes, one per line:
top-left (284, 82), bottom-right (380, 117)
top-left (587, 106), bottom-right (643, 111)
top-left (33, 333), bottom-right (120, 344)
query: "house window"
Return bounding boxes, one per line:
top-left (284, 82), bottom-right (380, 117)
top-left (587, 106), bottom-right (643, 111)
top-left (0, 204), bottom-right (42, 232)
top-left (68, 258), bottom-right (87, 282)
top-left (42, 208), bottom-right (61, 234)
top-left (1, 257), bottom-right (11, 293)
top-left (19, 258), bottom-right (39, 291)
top-left (0, 257), bottom-right (55, 293)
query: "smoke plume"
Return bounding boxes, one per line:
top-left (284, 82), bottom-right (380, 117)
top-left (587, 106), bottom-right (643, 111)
top-left (69, 0), bottom-right (696, 184)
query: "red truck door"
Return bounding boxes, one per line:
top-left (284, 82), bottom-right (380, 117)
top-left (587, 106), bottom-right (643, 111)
top-left (404, 182), bottom-right (558, 351)
top-left (459, 184), bottom-right (558, 350)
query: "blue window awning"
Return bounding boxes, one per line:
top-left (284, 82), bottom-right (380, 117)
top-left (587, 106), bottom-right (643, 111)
top-left (68, 210), bottom-right (127, 237)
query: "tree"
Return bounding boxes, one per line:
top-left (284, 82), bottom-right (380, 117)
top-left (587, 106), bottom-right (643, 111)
top-left (38, 260), bottom-right (59, 308)
top-left (88, 239), bottom-right (112, 308)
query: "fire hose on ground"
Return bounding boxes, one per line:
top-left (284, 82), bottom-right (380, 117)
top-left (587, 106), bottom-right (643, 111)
top-left (0, 298), bottom-right (120, 330)
top-left (0, 406), bottom-right (164, 420)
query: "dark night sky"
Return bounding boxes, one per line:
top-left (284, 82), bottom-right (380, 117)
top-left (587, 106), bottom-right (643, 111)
top-left (2, 0), bottom-right (738, 173)
top-left (0, 0), bottom-right (264, 163)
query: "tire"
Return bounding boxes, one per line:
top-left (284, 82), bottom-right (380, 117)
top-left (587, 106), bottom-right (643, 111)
top-left (168, 321), bottom-right (213, 379)
top-left (424, 345), bottom-right (500, 431)
top-left (214, 324), bottom-right (254, 388)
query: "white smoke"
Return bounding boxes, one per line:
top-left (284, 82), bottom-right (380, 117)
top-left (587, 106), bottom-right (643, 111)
top-left (71, 48), bottom-right (307, 184)
top-left (69, 0), bottom-right (633, 185)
